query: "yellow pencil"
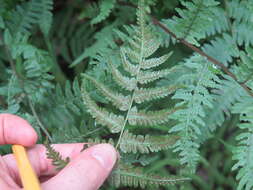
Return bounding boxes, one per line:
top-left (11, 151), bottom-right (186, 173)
top-left (12, 145), bottom-right (41, 190)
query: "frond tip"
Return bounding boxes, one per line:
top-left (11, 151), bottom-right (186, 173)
top-left (44, 140), bottom-right (70, 170)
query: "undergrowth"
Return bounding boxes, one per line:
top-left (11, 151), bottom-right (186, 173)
top-left (0, 0), bottom-right (253, 189)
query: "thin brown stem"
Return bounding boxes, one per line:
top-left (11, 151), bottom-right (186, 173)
top-left (151, 18), bottom-right (253, 97)
top-left (118, 0), bottom-right (253, 97)
top-left (3, 43), bottom-right (53, 140)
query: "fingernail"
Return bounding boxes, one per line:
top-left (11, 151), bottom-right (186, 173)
top-left (91, 144), bottom-right (117, 171)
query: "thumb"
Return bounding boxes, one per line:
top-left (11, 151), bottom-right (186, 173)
top-left (41, 144), bottom-right (117, 190)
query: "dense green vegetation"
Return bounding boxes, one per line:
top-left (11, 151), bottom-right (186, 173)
top-left (0, 0), bottom-right (253, 189)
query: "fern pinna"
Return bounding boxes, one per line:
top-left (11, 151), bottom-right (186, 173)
top-left (81, 0), bottom-right (189, 188)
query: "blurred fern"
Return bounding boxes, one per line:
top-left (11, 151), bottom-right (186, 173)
top-left (91, 0), bottom-right (116, 25)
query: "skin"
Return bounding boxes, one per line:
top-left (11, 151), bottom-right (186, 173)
top-left (0, 113), bottom-right (117, 190)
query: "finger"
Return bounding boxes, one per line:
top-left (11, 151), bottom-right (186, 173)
top-left (0, 156), bottom-right (21, 189)
top-left (41, 144), bottom-right (117, 190)
top-left (0, 114), bottom-right (37, 146)
top-left (3, 143), bottom-right (85, 185)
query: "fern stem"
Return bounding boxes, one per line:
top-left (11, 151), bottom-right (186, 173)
top-left (4, 41), bottom-right (53, 141)
top-left (115, 93), bottom-right (135, 149)
top-left (28, 100), bottom-right (53, 142)
top-left (116, 0), bottom-right (145, 149)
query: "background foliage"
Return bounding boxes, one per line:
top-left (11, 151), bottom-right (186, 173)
top-left (0, 0), bottom-right (253, 189)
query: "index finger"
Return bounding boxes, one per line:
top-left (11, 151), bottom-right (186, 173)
top-left (0, 114), bottom-right (38, 146)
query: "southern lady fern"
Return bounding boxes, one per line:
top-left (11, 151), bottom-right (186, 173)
top-left (1, 0), bottom-right (253, 189)
top-left (81, 0), bottom-right (188, 188)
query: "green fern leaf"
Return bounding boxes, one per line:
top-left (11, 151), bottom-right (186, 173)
top-left (109, 60), bottom-right (137, 91)
top-left (141, 52), bottom-right (172, 69)
top-left (138, 68), bottom-right (177, 84)
top-left (232, 95), bottom-right (253, 190)
top-left (121, 48), bottom-right (138, 76)
top-left (71, 23), bottom-right (117, 67)
top-left (228, 0), bottom-right (253, 23)
top-left (143, 37), bottom-right (161, 58)
top-left (134, 85), bottom-right (178, 104)
top-left (120, 130), bottom-right (179, 154)
top-left (124, 47), bottom-right (140, 63)
top-left (204, 75), bottom-right (245, 136)
top-left (8, 1), bottom-right (41, 35)
top-left (233, 21), bottom-right (253, 46)
top-left (91, 0), bottom-right (116, 25)
top-left (7, 0), bottom-right (53, 35)
top-left (128, 107), bottom-right (177, 126)
top-left (109, 163), bottom-right (190, 188)
top-left (81, 85), bottom-right (124, 133)
top-left (169, 54), bottom-right (221, 173)
top-left (38, 0), bottom-right (53, 36)
top-left (162, 0), bottom-right (220, 46)
top-left (83, 74), bottom-right (131, 111)
top-left (44, 139), bottom-right (70, 170)
top-left (202, 34), bottom-right (239, 65)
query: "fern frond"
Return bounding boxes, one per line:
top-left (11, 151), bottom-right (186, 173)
top-left (202, 34), bottom-right (239, 65)
top-left (128, 107), bottom-right (177, 126)
top-left (134, 86), bottom-right (178, 104)
top-left (71, 23), bottom-right (117, 67)
top-left (169, 55), bottom-right (221, 172)
top-left (44, 140), bottom-right (70, 170)
top-left (81, 84), bottom-right (124, 133)
top-left (141, 52), bottom-right (172, 69)
top-left (38, 0), bottom-right (53, 36)
top-left (138, 68), bottom-right (177, 84)
top-left (124, 47), bottom-right (140, 63)
top-left (204, 75), bottom-right (245, 134)
top-left (233, 21), bottom-right (253, 46)
top-left (91, 0), bottom-right (116, 25)
top-left (109, 60), bottom-right (137, 91)
top-left (109, 163), bottom-right (190, 188)
top-left (120, 130), bottom-right (178, 154)
top-left (204, 7), bottom-right (229, 36)
top-left (232, 95), bottom-right (253, 190)
top-left (7, 0), bottom-right (53, 35)
top-left (82, 74), bottom-right (131, 111)
top-left (8, 1), bottom-right (41, 35)
top-left (228, 0), bottom-right (253, 23)
top-left (162, 0), bottom-right (221, 46)
top-left (129, 37), bottom-right (141, 52)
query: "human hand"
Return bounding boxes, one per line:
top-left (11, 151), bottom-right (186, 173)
top-left (0, 114), bottom-right (117, 190)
